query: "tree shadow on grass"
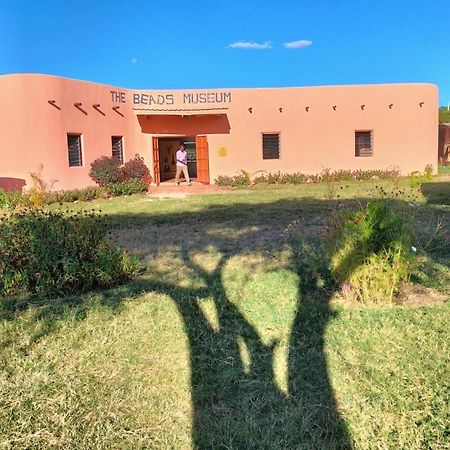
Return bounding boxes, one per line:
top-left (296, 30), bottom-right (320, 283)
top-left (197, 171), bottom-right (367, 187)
top-left (420, 182), bottom-right (450, 205)
top-left (2, 195), bottom-right (448, 448)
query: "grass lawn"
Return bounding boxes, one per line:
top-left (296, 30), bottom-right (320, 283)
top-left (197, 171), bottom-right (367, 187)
top-left (1, 178), bottom-right (449, 449)
top-left (438, 164), bottom-right (450, 175)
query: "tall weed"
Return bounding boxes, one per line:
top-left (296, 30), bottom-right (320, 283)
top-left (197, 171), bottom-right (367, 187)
top-left (328, 198), bottom-right (415, 303)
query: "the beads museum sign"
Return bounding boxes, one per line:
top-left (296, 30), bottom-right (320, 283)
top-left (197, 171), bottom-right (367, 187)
top-left (110, 90), bottom-right (232, 107)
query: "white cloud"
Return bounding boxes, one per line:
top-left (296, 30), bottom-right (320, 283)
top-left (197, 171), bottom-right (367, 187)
top-left (130, 57), bottom-right (138, 64)
top-left (229, 41), bottom-right (272, 49)
top-left (283, 40), bottom-right (313, 49)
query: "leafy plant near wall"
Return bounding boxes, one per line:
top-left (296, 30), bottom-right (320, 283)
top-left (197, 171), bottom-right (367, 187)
top-left (409, 164), bottom-right (434, 189)
top-left (105, 179), bottom-right (148, 196)
top-left (89, 156), bottom-right (123, 186)
top-left (89, 154), bottom-right (152, 187)
top-left (215, 168), bottom-right (400, 187)
top-left (121, 154), bottom-right (152, 184)
top-left (51, 186), bottom-right (105, 203)
top-left (0, 189), bottom-right (18, 209)
top-left (0, 209), bottom-right (140, 299)
top-left (0, 183), bottom-right (152, 211)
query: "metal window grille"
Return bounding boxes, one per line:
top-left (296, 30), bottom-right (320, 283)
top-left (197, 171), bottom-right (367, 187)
top-left (112, 136), bottom-right (124, 164)
top-left (67, 134), bottom-right (83, 167)
top-left (262, 133), bottom-right (280, 159)
top-left (355, 131), bottom-right (373, 157)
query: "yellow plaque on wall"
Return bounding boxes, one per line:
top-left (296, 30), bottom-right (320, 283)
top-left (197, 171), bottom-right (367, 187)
top-left (218, 147), bottom-right (227, 157)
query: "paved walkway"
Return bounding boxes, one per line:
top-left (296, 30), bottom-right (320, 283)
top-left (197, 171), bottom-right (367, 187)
top-left (147, 180), bottom-right (220, 198)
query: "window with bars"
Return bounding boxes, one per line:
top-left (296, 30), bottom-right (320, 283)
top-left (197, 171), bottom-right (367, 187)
top-left (67, 134), bottom-right (83, 167)
top-left (355, 131), bottom-right (373, 157)
top-left (112, 136), bottom-right (124, 163)
top-left (262, 133), bottom-right (280, 159)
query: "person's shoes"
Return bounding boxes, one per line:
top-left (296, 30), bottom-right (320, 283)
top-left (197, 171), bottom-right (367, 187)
top-left (176, 182), bottom-right (180, 186)
top-left (186, 182), bottom-right (192, 186)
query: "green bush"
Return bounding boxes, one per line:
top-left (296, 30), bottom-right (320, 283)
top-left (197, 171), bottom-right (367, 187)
top-left (89, 156), bottom-right (123, 186)
top-left (214, 174), bottom-right (250, 187)
top-left (105, 179), bottom-right (148, 196)
top-left (47, 187), bottom-right (105, 204)
top-left (409, 165), bottom-right (434, 189)
top-left (0, 209), bottom-right (140, 299)
top-left (216, 168), bottom-right (400, 187)
top-left (215, 175), bottom-right (236, 187)
top-left (328, 198), bottom-right (415, 304)
top-left (0, 189), bottom-right (23, 210)
top-left (409, 171), bottom-right (423, 189)
top-left (0, 188), bottom-right (9, 209)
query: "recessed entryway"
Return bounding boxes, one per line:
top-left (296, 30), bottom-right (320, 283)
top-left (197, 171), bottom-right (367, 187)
top-left (157, 137), bottom-right (197, 182)
top-left (152, 135), bottom-right (210, 185)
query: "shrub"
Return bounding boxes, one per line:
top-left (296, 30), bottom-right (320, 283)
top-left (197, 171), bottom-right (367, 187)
top-left (215, 175), bottom-right (235, 187)
top-left (214, 174), bottom-right (250, 187)
top-left (409, 171), bottom-right (423, 189)
top-left (105, 179), bottom-right (148, 196)
top-left (27, 188), bottom-right (46, 208)
top-left (48, 187), bottom-right (105, 204)
top-left (89, 156), bottom-right (123, 186)
top-left (121, 154), bottom-right (152, 184)
top-left (6, 191), bottom-right (26, 209)
top-left (0, 189), bottom-right (9, 209)
top-left (216, 168), bottom-right (400, 187)
top-left (0, 209), bottom-right (140, 299)
top-left (253, 172), bottom-right (285, 184)
top-left (409, 165), bottom-right (433, 189)
top-left (282, 172), bottom-right (310, 185)
top-left (327, 198), bottom-right (415, 304)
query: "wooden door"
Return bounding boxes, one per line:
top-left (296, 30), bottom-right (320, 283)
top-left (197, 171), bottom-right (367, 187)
top-left (152, 137), bottom-right (160, 185)
top-left (196, 135), bottom-right (209, 184)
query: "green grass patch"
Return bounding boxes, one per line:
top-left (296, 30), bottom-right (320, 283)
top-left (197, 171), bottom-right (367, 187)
top-left (438, 164), bottom-right (450, 175)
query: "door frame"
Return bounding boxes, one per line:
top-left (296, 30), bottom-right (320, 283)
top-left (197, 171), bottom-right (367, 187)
top-left (152, 135), bottom-right (210, 185)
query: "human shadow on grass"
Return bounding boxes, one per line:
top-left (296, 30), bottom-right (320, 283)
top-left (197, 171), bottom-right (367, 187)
top-left (2, 195), bottom-right (448, 448)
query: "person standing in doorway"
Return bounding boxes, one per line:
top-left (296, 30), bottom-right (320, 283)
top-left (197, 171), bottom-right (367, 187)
top-left (175, 143), bottom-right (191, 185)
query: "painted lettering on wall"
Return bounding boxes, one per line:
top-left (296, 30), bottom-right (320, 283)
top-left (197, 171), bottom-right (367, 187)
top-left (110, 91), bottom-right (126, 103)
top-left (133, 91), bottom-right (232, 106)
top-left (133, 93), bottom-right (175, 106)
top-left (183, 92), bottom-right (232, 104)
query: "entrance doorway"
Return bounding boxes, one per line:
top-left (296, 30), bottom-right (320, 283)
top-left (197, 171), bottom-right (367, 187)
top-left (152, 135), bottom-right (209, 185)
top-left (157, 137), bottom-right (197, 182)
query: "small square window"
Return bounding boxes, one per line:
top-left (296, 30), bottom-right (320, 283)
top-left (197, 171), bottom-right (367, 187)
top-left (67, 134), bottom-right (83, 167)
top-left (262, 133), bottom-right (280, 159)
top-left (355, 131), bottom-right (373, 157)
top-left (112, 136), bottom-right (124, 164)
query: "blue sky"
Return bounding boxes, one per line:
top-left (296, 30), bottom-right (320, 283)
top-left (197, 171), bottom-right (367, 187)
top-left (1, 0), bottom-right (449, 105)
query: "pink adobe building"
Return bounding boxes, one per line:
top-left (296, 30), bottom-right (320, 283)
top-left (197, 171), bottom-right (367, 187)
top-left (0, 73), bottom-right (438, 191)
